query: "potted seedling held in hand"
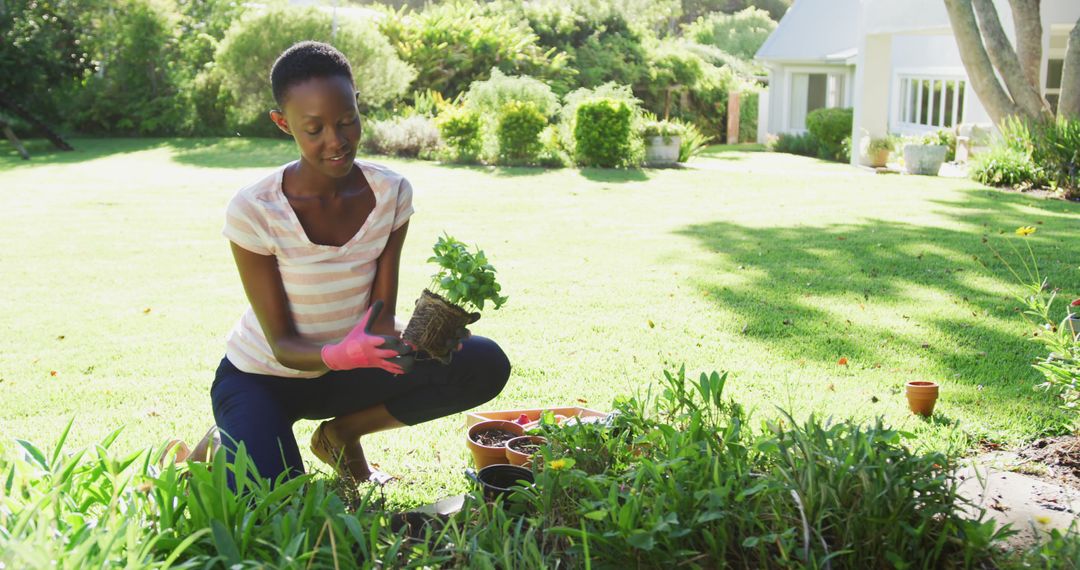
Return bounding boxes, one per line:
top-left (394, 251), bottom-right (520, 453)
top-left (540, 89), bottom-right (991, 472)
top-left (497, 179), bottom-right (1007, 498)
top-left (402, 234), bottom-right (508, 364)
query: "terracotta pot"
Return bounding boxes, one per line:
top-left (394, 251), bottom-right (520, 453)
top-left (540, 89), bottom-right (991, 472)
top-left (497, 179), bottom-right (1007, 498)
top-left (867, 148), bottom-right (890, 168)
top-left (466, 420), bottom-right (524, 469)
top-left (905, 381), bottom-right (939, 417)
top-left (505, 436), bottom-right (547, 466)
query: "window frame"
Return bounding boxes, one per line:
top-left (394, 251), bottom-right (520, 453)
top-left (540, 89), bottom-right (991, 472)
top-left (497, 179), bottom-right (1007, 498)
top-left (891, 68), bottom-right (968, 135)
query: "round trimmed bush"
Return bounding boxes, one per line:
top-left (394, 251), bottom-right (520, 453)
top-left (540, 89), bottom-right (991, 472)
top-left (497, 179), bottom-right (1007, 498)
top-left (573, 98), bottom-right (634, 167)
top-left (806, 107), bottom-right (853, 162)
top-left (437, 107), bottom-right (484, 161)
top-left (497, 101), bottom-right (547, 163)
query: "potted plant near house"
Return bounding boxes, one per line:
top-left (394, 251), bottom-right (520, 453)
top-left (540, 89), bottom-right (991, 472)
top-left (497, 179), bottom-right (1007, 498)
top-left (866, 135), bottom-right (897, 168)
top-left (902, 133), bottom-right (948, 176)
top-left (642, 120), bottom-right (684, 167)
top-left (402, 234), bottom-right (508, 364)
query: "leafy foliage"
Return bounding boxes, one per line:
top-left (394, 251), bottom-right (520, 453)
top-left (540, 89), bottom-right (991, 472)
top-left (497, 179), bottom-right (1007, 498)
top-left (805, 107), bottom-right (853, 162)
top-left (436, 106), bottom-right (484, 161)
top-left (497, 101), bottom-right (548, 163)
top-left (970, 146), bottom-right (1043, 188)
top-left (361, 115), bottom-right (441, 158)
top-left (428, 234), bottom-right (508, 312)
top-left (1000, 116), bottom-right (1080, 198)
top-left (378, 1), bottom-right (571, 99)
top-left (771, 131), bottom-right (820, 158)
top-left (574, 98), bottom-right (635, 167)
top-left (683, 7), bottom-right (777, 59)
top-left (214, 6), bottom-right (414, 135)
top-left (669, 118), bottom-right (711, 161)
top-left (0, 0), bottom-right (94, 126)
top-left (464, 69), bottom-right (560, 119)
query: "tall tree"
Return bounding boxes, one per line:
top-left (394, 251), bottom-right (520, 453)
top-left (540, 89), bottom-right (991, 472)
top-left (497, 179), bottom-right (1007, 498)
top-left (945, 0), bottom-right (1079, 121)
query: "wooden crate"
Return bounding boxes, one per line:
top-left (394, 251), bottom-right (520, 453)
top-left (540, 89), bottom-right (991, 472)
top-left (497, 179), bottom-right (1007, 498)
top-left (465, 406), bottom-right (607, 428)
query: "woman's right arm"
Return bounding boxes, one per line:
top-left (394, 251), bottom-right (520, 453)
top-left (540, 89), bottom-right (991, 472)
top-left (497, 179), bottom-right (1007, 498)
top-left (230, 242), bottom-right (330, 372)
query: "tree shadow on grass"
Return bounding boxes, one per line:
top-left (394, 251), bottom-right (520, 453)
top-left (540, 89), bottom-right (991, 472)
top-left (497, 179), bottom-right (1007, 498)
top-left (674, 188), bottom-right (1079, 437)
top-left (0, 138), bottom-right (169, 170)
top-left (578, 167), bottom-right (650, 183)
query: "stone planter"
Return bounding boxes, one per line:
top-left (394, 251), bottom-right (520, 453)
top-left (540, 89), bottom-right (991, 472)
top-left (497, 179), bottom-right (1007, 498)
top-left (645, 135), bottom-right (681, 167)
top-left (903, 144), bottom-right (947, 176)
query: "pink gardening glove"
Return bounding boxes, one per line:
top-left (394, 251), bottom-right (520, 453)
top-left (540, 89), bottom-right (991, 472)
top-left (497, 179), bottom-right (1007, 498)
top-left (321, 300), bottom-right (406, 374)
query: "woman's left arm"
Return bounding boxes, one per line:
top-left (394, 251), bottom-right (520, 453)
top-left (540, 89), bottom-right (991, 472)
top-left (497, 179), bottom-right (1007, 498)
top-left (367, 220), bottom-right (409, 337)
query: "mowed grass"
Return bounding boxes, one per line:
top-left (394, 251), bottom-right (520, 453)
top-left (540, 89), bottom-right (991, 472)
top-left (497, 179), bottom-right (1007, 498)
top-left (1, 138), bottom-right (1078, 507)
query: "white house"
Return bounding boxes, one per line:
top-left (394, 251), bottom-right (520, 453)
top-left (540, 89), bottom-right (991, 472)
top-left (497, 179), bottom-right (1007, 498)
top-left (755, 0), bottom-right (1079, 165)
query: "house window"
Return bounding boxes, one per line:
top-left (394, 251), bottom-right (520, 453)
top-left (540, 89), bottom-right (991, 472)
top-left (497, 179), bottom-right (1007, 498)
top-left (789, 72), bottom-right (846, 131)
top-left (898, 76), bottom-right (966, 129)
top-left (1046, 58), bottom-right (1063, 113)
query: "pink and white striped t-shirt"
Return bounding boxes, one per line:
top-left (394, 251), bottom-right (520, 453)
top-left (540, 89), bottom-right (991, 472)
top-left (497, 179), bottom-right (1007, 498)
top-left (222, 159), bottom-right (414, 378)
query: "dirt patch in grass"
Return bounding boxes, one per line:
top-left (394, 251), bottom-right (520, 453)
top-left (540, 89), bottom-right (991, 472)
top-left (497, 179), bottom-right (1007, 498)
top-left (1015, 435), bottom-right (1080, 491)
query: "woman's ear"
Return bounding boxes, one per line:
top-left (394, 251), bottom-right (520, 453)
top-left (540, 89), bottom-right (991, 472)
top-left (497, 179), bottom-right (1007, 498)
top-left (269, 109), bottom-right (291, 135)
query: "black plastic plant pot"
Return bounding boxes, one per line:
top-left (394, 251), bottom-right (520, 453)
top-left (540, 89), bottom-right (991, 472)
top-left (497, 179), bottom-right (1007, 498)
top-left (468, 464), bottom-right (534, 501)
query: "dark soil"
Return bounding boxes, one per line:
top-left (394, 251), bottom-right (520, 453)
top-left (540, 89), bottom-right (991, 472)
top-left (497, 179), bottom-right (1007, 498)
top-left (1015, 435), bottom-right (1080, 491)
top-left (472, 429), bottom-right (518, 447)
top-left (508, 439), bottom-right (542, 454)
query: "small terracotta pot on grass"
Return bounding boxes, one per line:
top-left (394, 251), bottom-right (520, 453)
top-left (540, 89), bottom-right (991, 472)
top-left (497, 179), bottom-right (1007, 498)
top-left (905, 381), bottom-right (939, 417)
top-left (505, 435), bottom-right (546, 466)
top-left (466, 420), bottom-right (524, 469)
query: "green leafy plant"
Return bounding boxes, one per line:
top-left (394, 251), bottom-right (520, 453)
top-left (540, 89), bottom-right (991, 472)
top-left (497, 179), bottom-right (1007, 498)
top-left (428, 234), bottom-right (508, 312)
top-left (970, 145), bottom-right (1043, 188)
top-left (640, 120), bottom-right (685, 144)
top-left (437, 107), bottom-right (484, 162)
top-left (497, 101), bottom-right (548, 163)
top-left (867, 135), bottom-right (898, 154)
top-left (770, 131), bottom-right (820, 158)
top-left (983, 226), bottom-right (1080, 423)
top-left (806, 107), bottom-right (853, 162)
top-left (573, 98), bottom-right (635, 167)
top-left (670, 118), bottom-right (711, 162)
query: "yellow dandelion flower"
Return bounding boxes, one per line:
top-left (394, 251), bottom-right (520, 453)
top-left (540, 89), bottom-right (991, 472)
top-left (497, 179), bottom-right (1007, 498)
top-left (547, 458), bottom-right (569, 471)
top-left (1016, 226), bottom-right (1037, 236)
top-left (1035, 515), bottom-right (1051, 525)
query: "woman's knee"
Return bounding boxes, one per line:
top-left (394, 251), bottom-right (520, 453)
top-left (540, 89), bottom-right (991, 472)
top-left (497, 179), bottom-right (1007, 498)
top-left (464, 336), bottom-right (511, 401)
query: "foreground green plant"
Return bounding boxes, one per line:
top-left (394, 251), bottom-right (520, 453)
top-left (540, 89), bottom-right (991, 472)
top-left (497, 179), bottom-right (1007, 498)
top-left (984, 226), bottom-right (1080, 425)
top-left (12, 365), bottom-right (1080, 568)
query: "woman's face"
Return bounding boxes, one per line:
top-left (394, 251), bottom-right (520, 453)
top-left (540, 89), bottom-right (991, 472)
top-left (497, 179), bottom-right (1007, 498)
top-left (270, 75), bottom-right (361, 178)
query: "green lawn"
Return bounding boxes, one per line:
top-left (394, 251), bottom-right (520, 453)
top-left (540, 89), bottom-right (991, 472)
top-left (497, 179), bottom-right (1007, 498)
top-left (2, 138), bottom-right (1078, 507)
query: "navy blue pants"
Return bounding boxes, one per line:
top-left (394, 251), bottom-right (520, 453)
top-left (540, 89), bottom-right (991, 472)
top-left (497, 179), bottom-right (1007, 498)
top-left (210, 335), bottom-right (511, 483)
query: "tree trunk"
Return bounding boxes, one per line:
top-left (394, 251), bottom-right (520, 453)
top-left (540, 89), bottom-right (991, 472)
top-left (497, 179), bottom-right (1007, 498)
top-left (1009, 0), bottom-right (1043, 89)
top-left (943, 0), bottom-right (1022, 125)
top-left (972, 0), bottom-right (1051, 119)
top-left (1, 120), bottom-right (30, 160)
top-left (1059, 18), bottom-right (1080, 119)
top-left (0, 91), bottom-right (73, 151)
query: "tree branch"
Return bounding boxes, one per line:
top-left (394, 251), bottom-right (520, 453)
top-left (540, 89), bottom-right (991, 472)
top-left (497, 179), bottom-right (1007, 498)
top-left (972, 0), bottom-right (1051, 119)
top-left (1059, 17), bottom-right (1080, 119)
top-left (943, 0), bottom-right (1022, 125)
top-left (1009, 0), bottom-right (1043, 89)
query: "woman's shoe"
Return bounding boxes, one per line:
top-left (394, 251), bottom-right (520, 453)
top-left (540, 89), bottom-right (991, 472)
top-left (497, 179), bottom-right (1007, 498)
top-left (310, 421), bottom-right (396, 486)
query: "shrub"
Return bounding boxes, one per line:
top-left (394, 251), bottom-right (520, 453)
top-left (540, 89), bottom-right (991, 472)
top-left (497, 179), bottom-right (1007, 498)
top-left (436, 107), bottom-right (484, 161)
top-left (378, 2), bottom-right (571, 98)
top-left (63, 0), bottom-right (180, 135)
top-left (806, 107), bottom-right (853, 162)
top-left (771, 132), bottom-right (820, 158)
top-left (574, 98), bottom-right (635, 167)
top-left (683, 7), bottom-right (777, 60)
top-left (738, 89), bottom-right (759, 143)
top-left (215, 7), bottom-right (414, 135)
top-left (970, 146), bottom-right (1043, 188)
top-left (497, 101), bottom-right (547, 163)
top-left (536, 124), bottom-right (570, 167)
top-left (361, 116), bottom-right (441, 158)
top-left (523, 4), bottom-right (649, 90)
top-left (464, 69), bottom-right (560, 119)
top-left (642, 40), bottom-right (707, 121)
top-left (1003, 116), bottom-right (1080, 198)
top-left (560, 82), bottom-right (643, 158)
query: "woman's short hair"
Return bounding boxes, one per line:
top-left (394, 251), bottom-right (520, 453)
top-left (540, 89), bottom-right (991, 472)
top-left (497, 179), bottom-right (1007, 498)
top-left (270, 41), bottom-right (354, 107)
